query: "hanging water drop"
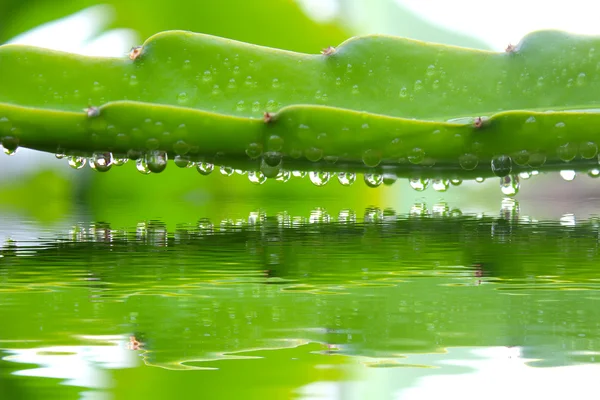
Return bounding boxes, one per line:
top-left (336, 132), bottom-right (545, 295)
top-left (500, 175), bottom-right (520, 197)
top-left (475, 177), bottom-right (485, 183)
top-left (580, 141), bottom-right (598, 159)
top-left (518, 171), bottom-right (532, 180)
top-left (55, 153), bottom-right (65, 159)
top-left (512, 150), bottom-right (530, 166)
top-left (68, 156), bottom-right (86, 169)
top-left (556, 143), bottom-right (577, 162)
top-left (409, 178), bottom-right (429, 192)
top-left (337, 172), bottom-right (356, 186)
top-left (309, 171), bottom-right (331, 186)
top-left (364, 173), bottom-right (383, 188)
top-left (292, 171), bottom-right (307, 178)
top-left (90, 152), bottom-right (113, 172)
top-left (559, 170), bottom-right (576, 181)
top-left (136, 158), bottom-right (151, 175)
top-left (588, 168), bottom-right (600, 178)
top-left (276, 170), bottom-right (291, 182)
top-left (263, 152), bottom-right (283, 167)
top-left (382, 173), bottom-right (397, 186)
top-left (407, 148), bottom-right (424, 165)
top-left (174, 155), bottom-right (191, 168)
top-left (491, 155), bottom-right (512, 177)
top-left (450, 178), bottom-right (462, 186)
top-left (146, 151), bottom-right (168, 173)
top-left (220, 166), bottom-right (234, 176)
top-left (432, 179), bottom-right (450, 192)
top-left (248, 171), bottom-right (267, 184)
top-left (1, 136), bottom-right (19, 156)
top-left (197, 162), bottom-right (214, 175)
top-left (235, 169), bottom-right (247, 175)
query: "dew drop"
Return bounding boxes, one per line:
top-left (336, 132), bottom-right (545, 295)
top-left (145, 138), bottom-right (160, 151)
top-left (518, 171), bottom-right (532, 180)
top-left (458, 153), bottom-right (479, 170)
top-left (557, 143), bottom-right (577, 162)
top-left (324, 155), bottom-right (338, 164)
top-left (246, 142), bottom-right (263, 159)
top-left (491, 155), bottom-right (512, 177)
top-left (235, 169), bottom-right (246, 175)
top-left (527, 152), bottom-right (546, 168)
top-left (399, 87), bottom-right (408, 98)
top-left (500, 175), bottom-right (520, 197)
top-left (174, 155), bottom-right (191, 168)
top-left (292, 171), bottom-right (307, 178)
top-left (127, 149), bottom-right (143, 160)
top-left (559, 170), bottom-right (576, 181)
top-left (267, 135), bottom-right (284, 152)
top-left (450, 178), bottom-right (462, 186)
top-left (263, 152), bottom-right (283, 167)
top-left (177, 92), bottom-right (189, 105)
top-left (276, 170), bottom-right (291, 182)
top-left (136, 158), bottom-right (151, 175)
top-left (409, 178), bottom-right (429, 192)
top-left (362, 149), bottom-right (382, 167)
top-left (383, 173), bottom-right (397, 186)
top-left (414, 80), bottom-right (423, 91)
top-left (588, 168), bottom-right (600, 178)
top-left (248, 171), bottom-right (267, 184)
top-left (202, 70), bottom-right (212, 82)
top-left (146, 151), bottom-right (168, 173)
top-left (113, 157), bottom-right (128, 166)
top-left (475, 177), bottom-right (486, 183)
top-left (55, 153), bottom-right (65, 159)
top-left (512, 150), bottom-right (530, 166)
top-left (352, 85), bottom-right (360, 95)
top-left (90, 152), bottom-right (113, 172)
top-left (1, 136), bottom-right (19, 155)
top-left (432, 179), bottom-right (449, 192)
top-left (272, 78), bottom-right (280, 88)
top-left (577, 72), bottom-right (587, 86)
top-left (220, 166), bottom-right (234, 176)
top-left (580, 141), bottom-right (598, 159)
top-left (337, 172), bottom-right (356, 186)
top-left (173, 140), bottom-right (191, 156)
top-left (408, 148), bottom-right (424, 165)
top-left (309, 171), bottom-right (331, 186)
top-left (68, 156), bottom-right (86, 169)
top-left (197, 162), bottom-right (214, 175)
top-left (305, 147), bottom-right (323, 162)
top-left (364, 173), bottom-right (383, 188)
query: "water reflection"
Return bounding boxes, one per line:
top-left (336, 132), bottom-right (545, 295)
top-left (1, 201), bottom-right (600, 398)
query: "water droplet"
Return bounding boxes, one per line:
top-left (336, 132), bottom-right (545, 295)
top-left (267, 135), bottom-right (284, 152)
top-left (362, 149), bottom-right (382, 167)
top-left (383, 173), bottom-right (397, 186)
top-left (426, 65), bottom-right (435, 77)
top-left (248, 171), bottom-right (267, 184)
top-left (577, 72), bottom-right (587, 86)
top-left (305, 147), bottom-right (323, 162)
top-left (364, 173), bottom-right (383, 188)
top-left (414, 80), bottom-right (423, 91)
top-left (236, 100), bottom-right (246, 112)
top-left (309, 171), bottom-right (331, 186)
top-left (1, 136), bottom-right (19, 155)
top-left (432, 179), bottom-right (449, 192)
top-left (500, 175), bottom-right (520, 197)
top-left (409, 178), bottom-right (429, 192)
top-left (246, 143), bottom-right (263, 159)
top-left (177, 92), bottom-right (189, 105)
top-left (292, 171), bottom-right (307, 178)
top-left (518, 171), bottom-right (532, 179)
top-left (90, 152), bottom-right (113, 172)
top-left (197, 162), bottom-right (214, 175)
top-left (557, 143), bottom-right (577, 162)
top-left (146, 151), bottom-right (168, 173)
top-left (220, 166), bottom-right (234, 176)
top-left (352, 85), bottom-right (360, 95)
top-left (560, 170), bottom-right (576, 181)
top-left (324, 155), bottom-right (338, 164)
top-left (272, 78), bottom-right (280, 88)
top-left (174, 155), bottom-right (191, 168)
top-left (408, 148), bottom-right (425, 165)
top-left (475, 177), bottom-right (486, 183)
top-left (580, 141), bottom-right (598, 159)
top-left (68, 156), bottom-right (86, 169)
top-left (129, 75), bottom-right (138, 86)
top-left (113, 157), bottom-right (128, 166)
top-left (173, 140), bottom-right (190, 155)
top-left (55, 153), bottom-right (65, 159)
top-left (527, 152), bottom-right (546, 168)
top-left (145, 138), bottom-right (160, 151)
top-left (337, 172), bottom-right (356, 186)
top-left (276, 170), bottom-right (291, 182)
top-left (588, 169), bottom-right (600, 178)
top-left (459, 153), bottom-right (479, 170)
top-left (263, 152), bottom-right (283, 167)
top-left (136, 158), bottom-right (151, 175)
top-left (399, 87), bottom-right (407, 98)
top-left (512, 150), bottom-right (530, 166)
top-left (127, 149), bottom-right (143, 160)
top-left (202, 70), bottom-right (212, 82)
top-left (491, 155), bottom-right (512, 177)
top-left (450, 178), bottom-right (462, 186)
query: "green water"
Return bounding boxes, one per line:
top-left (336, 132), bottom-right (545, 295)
top-left (2, 198), bottom-right (600, 399)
